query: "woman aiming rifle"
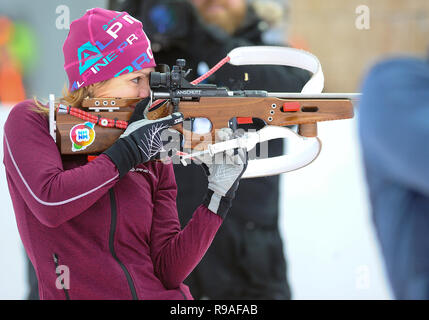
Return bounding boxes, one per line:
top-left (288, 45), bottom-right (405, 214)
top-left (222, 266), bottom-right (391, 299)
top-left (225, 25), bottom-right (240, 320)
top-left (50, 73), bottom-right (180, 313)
top-left (3, 8), bottom-right (247, 300)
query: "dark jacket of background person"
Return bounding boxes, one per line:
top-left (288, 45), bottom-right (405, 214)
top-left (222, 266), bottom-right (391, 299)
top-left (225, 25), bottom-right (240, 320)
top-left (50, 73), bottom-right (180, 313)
top-left (120, 0), bottom-right (310, 299)
top-left (358, 57), bottom-right (429, 299)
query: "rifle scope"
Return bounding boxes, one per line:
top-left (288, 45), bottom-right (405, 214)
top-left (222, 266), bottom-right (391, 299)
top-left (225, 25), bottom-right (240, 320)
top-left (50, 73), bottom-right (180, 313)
top-left (150, 59), bottom-right (188, 89)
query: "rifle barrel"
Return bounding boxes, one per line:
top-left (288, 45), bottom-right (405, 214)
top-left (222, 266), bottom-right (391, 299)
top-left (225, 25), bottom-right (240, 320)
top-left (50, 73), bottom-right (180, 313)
top-left (267, 92), bottom-right (361, 102)
top-left (153, 91), bottom-right (362, 101)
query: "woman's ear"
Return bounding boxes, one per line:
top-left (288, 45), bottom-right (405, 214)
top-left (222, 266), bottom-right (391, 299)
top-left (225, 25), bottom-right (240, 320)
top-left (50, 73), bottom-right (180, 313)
top-left (87, 84), bottom-right (96, 98)
top-left (88, 81), bottom-right (107, 98)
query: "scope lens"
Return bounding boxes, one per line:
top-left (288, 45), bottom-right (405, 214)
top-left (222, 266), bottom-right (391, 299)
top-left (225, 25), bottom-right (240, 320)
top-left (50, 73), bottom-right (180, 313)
top-left (150, 72), bottom-right (169, 88)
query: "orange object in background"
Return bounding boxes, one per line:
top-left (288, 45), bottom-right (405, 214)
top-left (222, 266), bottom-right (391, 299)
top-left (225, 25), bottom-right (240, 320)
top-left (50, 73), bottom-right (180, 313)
top-left (0, 16), bottom-right (26, 105)
top-left (0, 17), bottom-right (13, 46)
top-left (0, 51), bottom-right (26, 104)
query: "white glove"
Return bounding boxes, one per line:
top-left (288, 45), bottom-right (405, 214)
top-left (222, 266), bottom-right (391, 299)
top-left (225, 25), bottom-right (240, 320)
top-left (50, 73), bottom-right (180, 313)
top-left (196, 128), bottom-right (248, 218)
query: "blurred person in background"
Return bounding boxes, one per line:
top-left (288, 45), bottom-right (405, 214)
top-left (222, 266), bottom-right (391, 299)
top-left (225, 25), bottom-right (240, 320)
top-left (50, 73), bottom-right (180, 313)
top-left (359, 56), bottom-right (429, 299)
top-left (114, 0), bottom-right (311, 299)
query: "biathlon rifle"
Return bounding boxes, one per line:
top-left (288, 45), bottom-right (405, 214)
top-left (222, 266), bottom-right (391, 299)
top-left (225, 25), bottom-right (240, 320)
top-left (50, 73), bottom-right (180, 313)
top-left (50, 46), bottom-right (358, 178)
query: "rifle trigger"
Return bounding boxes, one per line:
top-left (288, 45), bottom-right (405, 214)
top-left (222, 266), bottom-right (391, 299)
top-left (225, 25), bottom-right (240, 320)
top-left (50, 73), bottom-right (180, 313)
top-left (171, 98), bottom-right (180, 112)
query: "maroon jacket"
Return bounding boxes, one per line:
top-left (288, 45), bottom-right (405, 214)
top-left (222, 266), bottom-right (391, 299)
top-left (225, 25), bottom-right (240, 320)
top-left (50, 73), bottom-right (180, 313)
top-left (3, 100), bottom-right (222, 300)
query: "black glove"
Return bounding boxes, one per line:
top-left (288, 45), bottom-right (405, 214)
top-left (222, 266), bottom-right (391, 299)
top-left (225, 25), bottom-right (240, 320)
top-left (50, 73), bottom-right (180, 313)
top-left (127, 97), bottom-right (151, 124)
top-left (103, 97), bottom-right (184, 177)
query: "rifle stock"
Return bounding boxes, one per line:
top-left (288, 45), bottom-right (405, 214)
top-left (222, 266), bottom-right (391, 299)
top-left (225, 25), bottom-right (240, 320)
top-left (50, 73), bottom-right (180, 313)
top-left (146, 96), bottom-right (354, 149)
top-left (53, 95), bottom-right (354, 154)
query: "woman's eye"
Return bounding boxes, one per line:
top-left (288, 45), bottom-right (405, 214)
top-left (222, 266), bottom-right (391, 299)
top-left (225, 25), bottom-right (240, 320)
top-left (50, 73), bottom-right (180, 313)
top-left (131, 77), bottom-right (140, 84)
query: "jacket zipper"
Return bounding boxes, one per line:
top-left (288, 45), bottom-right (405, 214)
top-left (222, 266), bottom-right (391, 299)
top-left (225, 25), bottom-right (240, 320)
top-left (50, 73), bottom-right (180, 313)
top-left (53, 253), bottom-right (70, 300)
top-left (109, 188), bottom-right (138, 300)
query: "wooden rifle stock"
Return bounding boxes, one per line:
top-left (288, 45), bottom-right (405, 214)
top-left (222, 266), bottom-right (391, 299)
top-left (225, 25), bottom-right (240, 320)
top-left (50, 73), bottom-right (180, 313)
top-left (54, 95), bottom-right (354, 154)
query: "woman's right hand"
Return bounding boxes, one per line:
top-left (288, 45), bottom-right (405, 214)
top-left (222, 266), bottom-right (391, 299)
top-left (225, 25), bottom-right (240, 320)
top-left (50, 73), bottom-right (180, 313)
top-left (103, 98), bottom-right (184, 177)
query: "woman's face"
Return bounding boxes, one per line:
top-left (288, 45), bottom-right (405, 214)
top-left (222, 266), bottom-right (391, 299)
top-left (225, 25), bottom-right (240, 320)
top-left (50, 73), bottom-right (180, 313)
top-left (91, 67), bottom-right (154, 98)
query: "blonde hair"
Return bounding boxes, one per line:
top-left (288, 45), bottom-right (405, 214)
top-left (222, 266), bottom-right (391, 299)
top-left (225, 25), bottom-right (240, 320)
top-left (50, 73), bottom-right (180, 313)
top-left (33, 81), bottom-right (107, 115)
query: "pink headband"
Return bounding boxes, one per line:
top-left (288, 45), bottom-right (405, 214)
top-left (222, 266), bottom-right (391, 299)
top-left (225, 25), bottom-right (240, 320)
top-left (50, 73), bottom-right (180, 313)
top-left (63, 8), bottom-right (156, 92)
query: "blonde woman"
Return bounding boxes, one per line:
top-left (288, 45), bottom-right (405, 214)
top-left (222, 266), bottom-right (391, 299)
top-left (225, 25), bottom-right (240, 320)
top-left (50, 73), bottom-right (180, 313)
top-left (3, 8), bottom-right (246, 300)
